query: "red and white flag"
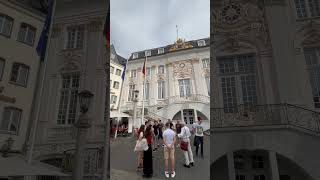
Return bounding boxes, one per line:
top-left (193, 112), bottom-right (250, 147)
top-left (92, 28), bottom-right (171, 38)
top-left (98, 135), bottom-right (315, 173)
top-left (142, 57), bottom-right (147, 76)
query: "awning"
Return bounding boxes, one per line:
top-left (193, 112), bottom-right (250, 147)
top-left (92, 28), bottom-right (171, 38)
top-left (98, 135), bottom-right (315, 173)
top-left (0, 155), bottom-right (68, 177)
top-left (110, 111), bottom-right (131, 118)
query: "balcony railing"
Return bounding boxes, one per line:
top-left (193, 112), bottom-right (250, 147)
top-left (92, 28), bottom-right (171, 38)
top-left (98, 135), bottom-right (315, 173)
top-left (47, 126), bottom-right (77, 141)
top-left (212, 103), bottom-right (320, 133)
top-left (164, 94), bottom-right (210, 105)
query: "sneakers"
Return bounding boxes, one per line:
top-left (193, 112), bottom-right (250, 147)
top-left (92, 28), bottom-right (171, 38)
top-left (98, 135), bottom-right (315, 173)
top-left (165, 171), bottom-right (170, 178)
top-left (171, 171), bottom-right (176, 178)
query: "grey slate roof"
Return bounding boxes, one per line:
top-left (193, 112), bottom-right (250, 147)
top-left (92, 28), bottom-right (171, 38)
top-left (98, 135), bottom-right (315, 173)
top-left (128, 37), bottom-right (210, 61)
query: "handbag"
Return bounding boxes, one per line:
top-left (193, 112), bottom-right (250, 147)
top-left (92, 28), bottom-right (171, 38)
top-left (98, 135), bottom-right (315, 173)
top-left (134, 140), bottom-right (142, 152)
top-left (140, 138), bottom-right (149, 151)
top-left (180, 141), bottom-right (188, 151)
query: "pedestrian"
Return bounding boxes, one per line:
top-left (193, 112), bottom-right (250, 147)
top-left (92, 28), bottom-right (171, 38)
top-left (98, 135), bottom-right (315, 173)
top-left (158, 119), bottom-right (164, 147)
top-left (168, 119), bottom-right (174, 130)
top-left (178, 121), bottom-right (194, 168)
top-left (163, 122), bottom-right (176, 178)
top-left (175, 120), bottom-right (182, 148)
top-left (192, 117), bottom-right (204, 157)
top-left (143, 125), bottom-right (153, 177)
top-left (153, 120), bottom-right (159, 151)
top-left (134, 125), bottom-right (145, 171)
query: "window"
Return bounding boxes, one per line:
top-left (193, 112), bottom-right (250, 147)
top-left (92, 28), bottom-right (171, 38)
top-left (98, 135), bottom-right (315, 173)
top-left (10, 63), bottom-right (29, 86)
top-left (197, 40), bottom-right (206, 46)
top-left (202, 58), bottom-right (210, 68)
top-left (218, 55), bottom-right (257, 113)
top-left (116, 69), bottom-right (121, 76)
top-left (144, 82), bottom-right (149, 100)
top-left (158, 48), bottom-right (164, 54)
top-left (0, 14), bottom-right (13, 37)
top-left (234, 154), bottom-right (245, 169)
top-left (145, 50), bottom-right (151, 57)
top-left (17, 23), bottom-right (36, 45)
top-left (131, 70), bottom-right (137, 77)
top-left (158, 81), bottom-right (165, 99)
top-left (253, 175), bottom-right (265, 180)
top-left (0, 58), bottom-right (5, 80)
top-left (294, 0), bottom-right (320, 18)
top-left (66, 25), bottom-right (84, 49)
top-left (205, 76), bottom-right (210, 95)
top-left (304, 47), bottom-right (320, 108)
top-left (0, 107), bottom-right (22, 134)
top-left (236, 175), bottom-right (246, 180)
top-left (128, 84), bottom-right (136, 101)
top-left (133, 53), bottom-right (138, 59)
top-left (179, 79), bottom-right (191, 97)
top-left (110, 66), bottom-right (114, 74)
top-left (113, 81), bottom-right (120, 89)
top-left (146, 67), bottom-right (151, 76)
top-left (111, 95), bottom-right (117, 104)
top-left (252, 155), bottom-right (264, 169)
top-left (158, 65), bottom-right (165, 74)
top-left (57, 73), bottom-right (80, 125)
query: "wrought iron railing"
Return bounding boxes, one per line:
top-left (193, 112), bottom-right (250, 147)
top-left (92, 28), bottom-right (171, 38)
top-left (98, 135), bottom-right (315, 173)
top-left (212, 103), bottom-right (320, 133)
top-left (164, 94), bottom-right (210, 105)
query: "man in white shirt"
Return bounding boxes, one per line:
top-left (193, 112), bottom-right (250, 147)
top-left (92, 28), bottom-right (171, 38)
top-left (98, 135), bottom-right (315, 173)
top-left (192, 118), bottom-right (204, 157)
top-left (178, 121), bottom-right (194, 168)
top-left (163, 122), bottom-right (176, 178)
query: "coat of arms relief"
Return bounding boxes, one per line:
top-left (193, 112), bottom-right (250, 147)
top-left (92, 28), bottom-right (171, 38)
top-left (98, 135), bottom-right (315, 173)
top-left (173, 60), bottom-right (194, 79)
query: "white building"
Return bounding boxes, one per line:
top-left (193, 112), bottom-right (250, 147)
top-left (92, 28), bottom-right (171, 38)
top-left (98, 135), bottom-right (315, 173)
top-left (0, 0), bottom-right (44, 153)
top-left (212, 0), bottom-right (320, 180)
top-left (121, 37), bottom-right (210, 130)
top-left (31, 0), bottom-right (108, 179)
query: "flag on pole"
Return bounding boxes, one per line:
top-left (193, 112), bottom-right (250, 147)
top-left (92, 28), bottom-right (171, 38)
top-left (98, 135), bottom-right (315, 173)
top-left (142, 57), bottom-right (147, 76)
top-left (121, 63), bottom-right (126, 80)
top-left (103, 6), bottom-right (110, 47)
top-left (36, 0), bottom-right (54, 61)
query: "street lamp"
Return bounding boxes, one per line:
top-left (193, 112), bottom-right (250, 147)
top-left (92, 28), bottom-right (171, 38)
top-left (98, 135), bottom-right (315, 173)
top-left (73, 90), bottom-right (94, 180)
top-left (132, 90), bottom-right (139, 135)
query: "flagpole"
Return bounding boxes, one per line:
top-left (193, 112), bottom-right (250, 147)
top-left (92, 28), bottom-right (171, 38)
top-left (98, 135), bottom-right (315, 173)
top-left (141, 56), bottom-right (147, 125)
top-left (27, 0), bottom-right (56, 164)
top-left (114, 58), bottom-right (129, 139)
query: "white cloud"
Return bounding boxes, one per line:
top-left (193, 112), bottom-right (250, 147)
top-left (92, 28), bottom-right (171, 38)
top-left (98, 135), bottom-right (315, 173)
top-left (111, 0), bottom-right (210, 58)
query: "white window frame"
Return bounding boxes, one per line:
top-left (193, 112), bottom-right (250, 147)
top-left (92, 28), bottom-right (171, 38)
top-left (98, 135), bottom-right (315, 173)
top-left (294, 0), bottom-right (320, 18)
top-left (115, 69), bottom-right (122, 76)
top-left (158, 65), bottom-right (165, 74)
top-left (158, 80), bottom-right (165, 99)
top-left (110, 66), bottom-right (114, 74)
top-left (178, 79), bottom-right (191, 97)
top-left (144, 82), bottom-right (150, 100)
top-left (128, 84), bottom-right (136, 101)
top-left (113, 81), bottom-right (120, 89)
top-left (146, 67), bottom-right (151, 76)
top-left (145, 50), bottom-right (151, 57)
top-left (158, 48), bottom-right (164, 54)
top-left (65, 25), bottom-right (85, 49)
top-left (17, 23), bottom-right (36, 46)
top-left (111, 95), bottom-right (117, 104)
top-left (57, 72), bottom-right (80, 125)
top-left (0, 14), bottom-right (13, 37)
top-left (133, 53), bottom-right (138, 59)
top-left (9, 63), bottom-right (29, 87)
top-left (202, 58), bottom-right (210, 68)
top-left (197, 40), bottom-right (206, 47)
top-left (131, 69), bottom-right (137, 78)
top-left (0, 107), bottom-right (22, 134)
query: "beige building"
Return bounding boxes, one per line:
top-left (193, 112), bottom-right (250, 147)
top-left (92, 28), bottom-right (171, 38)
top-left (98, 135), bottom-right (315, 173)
top-left (121, 37), bottom-right (210, 131)
top-left (212, 0), bottom-right (320, 180)
top-left (0, 0), bottom-right (44, 152)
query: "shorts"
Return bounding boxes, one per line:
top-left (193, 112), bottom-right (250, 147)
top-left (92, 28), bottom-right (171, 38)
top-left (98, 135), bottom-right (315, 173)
top-left (164, 146), bottom-right (175, 160)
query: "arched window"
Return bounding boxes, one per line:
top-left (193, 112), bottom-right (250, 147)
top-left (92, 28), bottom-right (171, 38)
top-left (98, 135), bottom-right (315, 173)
top-left (57, 72), bottom-right (80, 125)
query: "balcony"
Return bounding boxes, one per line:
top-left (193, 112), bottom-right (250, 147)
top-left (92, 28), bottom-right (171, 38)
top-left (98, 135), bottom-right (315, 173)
top-left (47, 126), bottom-right (77, 142)
top-left (164, 94), bottom-right (210, 105)
top-left (212, 104), bottom-right (320, 133)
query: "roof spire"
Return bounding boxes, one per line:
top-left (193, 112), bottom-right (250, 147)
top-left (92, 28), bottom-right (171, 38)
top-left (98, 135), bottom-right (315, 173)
top-left (176, 25), bottom-right (179, 41)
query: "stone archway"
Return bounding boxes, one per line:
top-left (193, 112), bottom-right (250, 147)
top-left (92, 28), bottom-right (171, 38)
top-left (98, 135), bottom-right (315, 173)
top-left (171, 109), bottom-right (209, 130)
top-left (211, 149), bottom-right (314, 180)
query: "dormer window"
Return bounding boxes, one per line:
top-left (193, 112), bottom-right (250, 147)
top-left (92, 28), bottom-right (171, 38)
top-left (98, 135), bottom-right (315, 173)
top-left (145, 50), bottom-right (151, 57)
top-left (197, 40), bottom-right (206, 47)
top-left (133, 53), bottom-right (138, 59)
top-left (158, 48), bottom-right (164, 54)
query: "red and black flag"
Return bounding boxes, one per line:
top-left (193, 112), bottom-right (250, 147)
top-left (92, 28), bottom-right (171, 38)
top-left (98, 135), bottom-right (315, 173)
top-left (103, 6), bottom-right (110, 47)
top-left (142, 57), bottom-right (146, 76)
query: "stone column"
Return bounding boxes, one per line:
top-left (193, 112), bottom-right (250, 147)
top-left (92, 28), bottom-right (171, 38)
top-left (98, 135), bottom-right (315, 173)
top-left (268, 150), bottom-right (280, 180)
top-left (167, 63), bottom-right (174, 97)
top-left (194, 109), bottom-right (198, 123)
top-left (227, 152), bottom-right (236, 180)
top-left (181, 109), bottom-right (184, 122)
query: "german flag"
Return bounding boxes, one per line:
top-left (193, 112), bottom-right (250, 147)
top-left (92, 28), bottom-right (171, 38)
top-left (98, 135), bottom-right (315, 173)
top-left (103, 6), bottom-right (110, 47)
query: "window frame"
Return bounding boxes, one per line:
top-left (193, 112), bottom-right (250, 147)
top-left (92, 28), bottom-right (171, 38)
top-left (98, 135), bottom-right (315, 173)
top-left (158, 48), bottom-right (164, 54)
top-left (158, 80), bottom-right (166, 99)
top-left (133, 53), bottom-right (138, 59)
top-left (145, 50), bottom-right (151, 57)
top-left (0, 57), bottom-right (5, 81)
top-left (0, 13), bottom-right (14, 38)
top-left (0, 107), bottom-right (22, 135)
top-left (158, 65), bottom-right (165, 74)
top-left (294, 0), bottom-right (320, 19)
top-left (65, 25), bottom-right (85, 49)
top-left (17, 23), bottom-right (37, 46)
top-left (115, 69), bottom-right (122, 76)
top-left (197, 40), bottom-right (206, 47)
top-left (9, 62), bottom-right (30, 87)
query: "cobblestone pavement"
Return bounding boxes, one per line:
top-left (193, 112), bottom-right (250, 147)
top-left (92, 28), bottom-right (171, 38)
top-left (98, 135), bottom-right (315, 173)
top-left (110, 135), bottom-right (210, 180)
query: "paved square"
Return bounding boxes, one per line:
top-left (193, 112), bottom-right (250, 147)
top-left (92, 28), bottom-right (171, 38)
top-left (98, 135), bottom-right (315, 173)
top-left (110, 135), bottom-right (210, 180)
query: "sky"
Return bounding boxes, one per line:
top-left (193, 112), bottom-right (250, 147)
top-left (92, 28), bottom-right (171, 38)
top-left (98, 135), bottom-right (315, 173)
top-left (111, 0), bottom-right (210, 58)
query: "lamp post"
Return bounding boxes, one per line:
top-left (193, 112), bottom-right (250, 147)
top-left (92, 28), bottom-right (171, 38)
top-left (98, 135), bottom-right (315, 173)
top-left (132, 90), bottom-right (139, 135)
top-left (72, 90), bottom-right (94, 180)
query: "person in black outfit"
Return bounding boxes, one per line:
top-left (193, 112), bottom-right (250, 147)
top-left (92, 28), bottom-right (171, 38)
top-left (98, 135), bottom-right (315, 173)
top-left (153, 121), bottom-right (159, 150)
top-left (143, 125), bottom-right (153, 178)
